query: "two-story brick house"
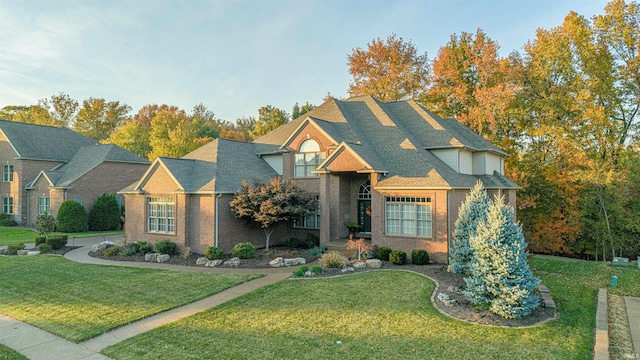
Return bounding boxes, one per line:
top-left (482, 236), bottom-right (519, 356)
top-left (0, 120), bottom-right (150, 226)
top-left (120, 96), bottom-right (518, 262)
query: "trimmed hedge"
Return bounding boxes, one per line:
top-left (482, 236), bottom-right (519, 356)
top-left (56, 200), bottom-right (87, 233)
top-left (377, 247), bottom-right (392, 261)
top-left (46, 236), bottom-right (68, 250)
top-left (204, 246), bottom-right (225, 260)
top-left (0, 213), bottom-right (17, 226)
top-left (232, 243), bottom-right (256, 259)
top-left (411, 249), bottom-right (430, 265)
top-left (154, 240), bottom-right (177, 255)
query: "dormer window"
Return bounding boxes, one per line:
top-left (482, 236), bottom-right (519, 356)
top-left (294, 139), bottom-right (326, 177)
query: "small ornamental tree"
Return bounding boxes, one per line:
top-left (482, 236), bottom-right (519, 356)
top-left (229, 178), bottom-right (317, 250)
top-left (35, 213), bottom-right (57, 235)
top-left (88, 193), bottom-right (121, 231)
top-left (56, 200), bottom-right (87, 233)
top-left (464, 197), bottom-right (540, 319)
top-left (450, 181), bottom-right (490, 275)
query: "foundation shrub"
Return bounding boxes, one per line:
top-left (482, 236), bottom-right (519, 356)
top-left (35, 236), bottom-right (47, 246)
top-left (56, 200), bottom-right (87, 233)
top-left (104, 245), bottom-right (121, 258)
top-left (46, 236), bottom-right (67, 250)
top-left (232, 243), bottom-right (256, 259)
top-left (154, 240), bottom-right (177, 255)
top-left (411, 249), bottom-right (430, 265)
top-left (304, 245), bottom-right (327, 257)
top-left (0, 213), bottom-right (17, 226)
top-left (376, 247), bottom-right (392, 261)
top-left (137, 241), bottom-right (153, 254)
top-left (205, 246), bottom-right (225, 260)
top-left (37, 244), bottom-right (52, 253)
top-left (389, 250), bottom-right (407, 265)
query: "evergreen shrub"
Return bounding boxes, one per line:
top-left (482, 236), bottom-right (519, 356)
top-left (56, 200), bottom-right (87, 233)
top-left (154, 240), bottom-right (177, 255)
top-left (232, 242), bottom-right (256, 259)
top-left (389, 250), bottom-right (407, 265)
top-left (411, 249), bottom-right (430, 265)
top-left (376, 247), bottom-right (392, 261)
top-left (205, 246), bottom-right (225, 260)
top-left (88, 193), bottom-right (121, 231)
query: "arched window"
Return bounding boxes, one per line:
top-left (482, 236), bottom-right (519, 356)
top-left (294, 139), bottom-right (326, 177)
top-left (358, 181), bottom-right (371, 200)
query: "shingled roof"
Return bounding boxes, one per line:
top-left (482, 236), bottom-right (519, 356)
top-left (256, 95), bottom-right (517, 190)
top-left (26, 144), bottom-right (150, 189)
top-left (0, 120), bottom-right (98, 161)
top-left (129, 138), bottom-right (279, 195)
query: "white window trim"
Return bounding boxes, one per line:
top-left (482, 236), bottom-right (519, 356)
top-left (2, 196), bottom-right (14, 214)
top-left (2, 164), bottom-right (13, 183)
top-left (147, 197), bottom-right (176, 234)
top-left (38, 196), bottom-right (51, 215)
top-left (384, 196), bottom-right (432, 238)
top-left (294, 140), bottom-right (326, 178)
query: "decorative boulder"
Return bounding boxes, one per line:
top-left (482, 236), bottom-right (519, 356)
top-left (156, 254), bottom-right (170, 263)
top-left (437, 292), bottom-right (457, 307)
top-left (145, 253), bottom-right (158, 262)
top-left (341, 266), bottom-right (355, 273)
top-left (17, 250), bottom-right (29, 255)
top-left (304, 271), bottom-right (314, 277)
top-left (269, 257), bottom-right (284, 267)
top-left (224, 257), bottom-right (240, 267)
top-left (352, 262), bottom-right (367, 269)
top-left (284, 257), bottom-right (306, 266)
top-left (196, 257), bottom-right (208, 265)
top-left (366, 259), bottom-right (382, 268)
top-left (27, 251), bottom-right (40, 256)
top-left (205, 260), bottom-right (223, 267)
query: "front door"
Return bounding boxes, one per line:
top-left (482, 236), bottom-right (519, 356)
top-left (358, 200), bottom-right (371, 233)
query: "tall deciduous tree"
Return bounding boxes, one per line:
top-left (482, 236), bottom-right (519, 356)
top-left (75, 98), bottom-right (131, 141)
top-left (347, 34), bottom-right (430, 102)
top-left (250, 105), bottom-right (289, 139)
top-left (108, 119), bottom-right (152, 159)
top-left (427, 29), bottom-right (522, 151)
top-left (148, 106), bottom-right (203, 160)
top-left (229, 178), bottom-right (317, 250)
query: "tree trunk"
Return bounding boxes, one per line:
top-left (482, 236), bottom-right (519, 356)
top-left (597, 188), bottom-right (615, 260)
top-left (264, 227), bottom-right (274, 251)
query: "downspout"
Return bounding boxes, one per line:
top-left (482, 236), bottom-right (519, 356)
top-left (447, 189), bottom-right (453, 264)
top-left (215, 194), bottom-right (221, 248)
top-left (26, 190), bottom-right (29, 226)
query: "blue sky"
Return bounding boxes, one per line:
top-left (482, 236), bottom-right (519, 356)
top-left (0, 0), bottom-right (609, 122)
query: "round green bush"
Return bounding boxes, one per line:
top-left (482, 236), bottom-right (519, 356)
top-left (0, 213), bottom-right (17, 226)
top-left (6, 245), bottom-right (20, 255)
top-left (204, 246), bottom-right (225, 260)
top-left (411, 249), bottom-right (430, 265)
top-left (56, 200), bottom-right (87, 233)
top-left (389, 250), bottom-right (407, 265)
top-left (88, 193), bottom-right (122, 231)
top-left (377, 247), bottom-right (392, 261)
top-left (232, 242), bottom-right (256, 259)
top-left (293, 269), bottom-right (305, 277)
top-left (104, 245), bottom-right (121, 258)
top-left (154, 240), bottom-right (177, 255)
top-left (137, 242), bottom-right (153, 254)
top-left (37, 243), bottom-right (52, 253)
top-left (45, 236), bottom-right (67, 250)
top-left (311, 265), bottom-right (323, 274)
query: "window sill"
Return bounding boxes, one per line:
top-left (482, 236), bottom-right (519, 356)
top-left (384, 233), bottom-right (433, 239)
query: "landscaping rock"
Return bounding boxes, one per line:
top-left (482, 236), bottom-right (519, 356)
top-left (284, 257), bottom-right (306, 266)
top-left (224, 257), bottom-right (240, 267)
top-left (269, 257), bottom-right (284, 267)
top-left (196, 257), bottom-right (208, 265)
top-left (92, 242), bottom-right (113, 252)
top-left (366, 259), bottom-right (382, 268)
top-left (145, 253), bottom-right (158, 262)
top-left (205, 260), bottom-right (223, 267)
top-left (17, 250), bottom-right (29, 255)
top-left (447, 285), bottom-right (464, 295)
top-left (27, 251), bottom-right (40, 256)
top-left (437, 292), bottom-right (457, 307)
top-left (0, 249), bottom-right (5, 255)
top-left (304, 271), bottom-right (314, 277)
top-left (352, 262), bottom-right (366, 269)
top-left (341, 266), bottom-right (355, 273)
top-left (156, 254), bottom-right (170, 263)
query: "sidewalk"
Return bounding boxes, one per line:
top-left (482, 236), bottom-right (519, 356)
top-left (625, 296), bottom-right (640, 357)
top-left (1, 235), bottom-right (295, 359)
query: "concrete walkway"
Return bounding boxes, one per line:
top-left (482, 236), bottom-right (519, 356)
top-left (1, 235), bottom-right (294, 359)
top-left (625, 296), bottom-right (640, 357)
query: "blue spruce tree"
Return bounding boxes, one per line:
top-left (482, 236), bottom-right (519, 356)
top-left (464, 196), bottom-right (540, 319)
top-left (450, 181), bottom-right (490, 275)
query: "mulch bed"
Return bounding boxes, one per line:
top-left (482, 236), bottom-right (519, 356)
top-left (88, 247), bottom-right (556, 327)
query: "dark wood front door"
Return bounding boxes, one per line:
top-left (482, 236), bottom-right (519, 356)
top-left (358, 200), bottom-right (372, 233)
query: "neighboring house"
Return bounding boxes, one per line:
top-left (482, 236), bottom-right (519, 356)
top-left (121, 96), bottom-right (518, 262)
top-left (0, 119), bottom-right (150, 226)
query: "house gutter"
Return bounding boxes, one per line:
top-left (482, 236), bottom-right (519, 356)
top-left (447, 189), bottom-right (453, 265)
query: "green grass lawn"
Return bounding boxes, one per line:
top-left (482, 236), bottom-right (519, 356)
top-left (0, 256), bottom-right (263, 342)
top-left (103, 256), bottom-right (640, 360)
top-left (0, 344), bottom-right (27, 360)
top-left (0, 227), bottom-right (124, 246)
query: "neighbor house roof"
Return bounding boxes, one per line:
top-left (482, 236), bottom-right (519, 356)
top-left (26, 144), bottom-right (150, 189)
top-left (126, 138), bottom-right (279, 195)
top-left (256, 95), bottom-right (518, 190)
top-left (0, 119), bottom-right (98, 161)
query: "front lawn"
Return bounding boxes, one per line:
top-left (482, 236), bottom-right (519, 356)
top-left (0, 344), bottom-right (26, 360)
top-left (0, 227), bottom-right (124, 246)
top-left (0, 256), bottom-right (263, 342)
top-left (103, 257), bottom-right (640, 360)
